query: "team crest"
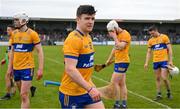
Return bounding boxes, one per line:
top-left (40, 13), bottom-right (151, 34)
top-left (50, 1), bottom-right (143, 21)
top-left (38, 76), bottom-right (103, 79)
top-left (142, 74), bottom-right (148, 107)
top-left (18, 37), bottom-right (22, 41)
top-left (22, 36), bottom-right (29, 41)
top-left (118, 68), bottom-right (125, 71)
top-left (84, 45), bottom-right (88, 48)
top-left (154, 44), bottom-right (160, 49)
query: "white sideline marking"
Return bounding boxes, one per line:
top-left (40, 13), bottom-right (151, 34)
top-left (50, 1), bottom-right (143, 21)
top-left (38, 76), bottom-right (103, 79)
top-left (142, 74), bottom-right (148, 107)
top-left (46, 57), bottom-right (171, 109)
top-left (92, 76), bottom-right (171, 109)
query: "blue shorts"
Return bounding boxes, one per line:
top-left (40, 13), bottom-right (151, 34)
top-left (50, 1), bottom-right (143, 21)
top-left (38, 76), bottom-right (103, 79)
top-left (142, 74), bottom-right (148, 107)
top-left (59, 92), bottom-right (101, 108)
top-left (13, 68), bottom-right (34, 81)
top-left (114, 63), bottom-right (129, 73)
top-left (153, 61), bottom-right (168, 70)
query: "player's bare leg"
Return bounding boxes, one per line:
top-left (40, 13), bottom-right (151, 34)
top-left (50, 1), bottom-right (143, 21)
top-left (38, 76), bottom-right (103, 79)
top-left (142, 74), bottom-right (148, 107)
top-left (10, 77), bottom-right (16, 95)
top-left (0, 73), bottom-right (12, 100)
top-left (119, 74), bottom-right (127, 108)
top-left (111, 73), bottom-right (121, 108)
top-left (16, 81), bottom-right (21, 92)
top-left (20, 81), bottom-right (31, 109)
top-left (5, 73), bottom-right (11, 94)
top-left (16, 80), bottom-right (36, 97)
top-left (154, 68), bottom-right (162, 100)
top-left (161, 68), bottom-right (172, 99)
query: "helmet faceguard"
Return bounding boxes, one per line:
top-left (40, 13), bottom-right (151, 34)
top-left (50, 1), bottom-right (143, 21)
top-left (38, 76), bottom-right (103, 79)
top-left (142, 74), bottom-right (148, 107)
top-left (13, 13), bottom-right (29, 29)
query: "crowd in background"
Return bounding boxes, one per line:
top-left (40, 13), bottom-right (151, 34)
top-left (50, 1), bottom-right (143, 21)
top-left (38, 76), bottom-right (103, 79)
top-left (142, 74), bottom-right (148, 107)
top-left (0, 27), bottom-right (180, 45)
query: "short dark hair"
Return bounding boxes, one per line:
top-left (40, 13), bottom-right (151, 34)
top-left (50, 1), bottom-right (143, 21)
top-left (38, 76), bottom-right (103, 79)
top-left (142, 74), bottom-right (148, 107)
top-left (148, 25), bottom-right (158, 32)
top-left (76, 5), bottom-right (96, 17)
top-left (7, 24), bottom-right (15, 29)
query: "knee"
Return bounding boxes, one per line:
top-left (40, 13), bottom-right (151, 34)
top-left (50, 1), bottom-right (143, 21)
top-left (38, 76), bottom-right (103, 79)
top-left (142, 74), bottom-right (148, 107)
top-left (111, 77), bottom-right (120, 84)
top-left (156, 77), bottom-right (161, 82)
top-left (111, 82), bottom-right (119, 88)
top-left (124, 89), bottom-right (128, 95)
top-left (20, 92), bottom-right (28, 102)
top-left (119, 83), bottom-right (127, 94)
top-left (161, 75), bottom-right (168, 81)
top-left (162, 77), bottom-right (168, 81)
top-left (119, 82), bottom-right (127, 90)
top-left (119, 79), bottom-right (126, 86)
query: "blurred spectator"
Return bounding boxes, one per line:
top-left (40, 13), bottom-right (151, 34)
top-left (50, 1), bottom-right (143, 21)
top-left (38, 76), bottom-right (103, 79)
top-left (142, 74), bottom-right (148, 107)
top-left (0, 26), bottom-right (180, 44)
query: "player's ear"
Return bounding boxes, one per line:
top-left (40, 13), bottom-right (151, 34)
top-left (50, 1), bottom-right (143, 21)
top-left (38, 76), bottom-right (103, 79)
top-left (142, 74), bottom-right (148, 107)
top-left (76, 17), bottom-right (79, 22)
top-left (76, 16), bottom-right (81, 24)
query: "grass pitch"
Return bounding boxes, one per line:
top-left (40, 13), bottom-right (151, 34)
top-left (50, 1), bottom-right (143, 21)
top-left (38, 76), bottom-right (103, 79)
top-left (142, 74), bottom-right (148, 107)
top-left (0, 45), bottom-right (180, 108)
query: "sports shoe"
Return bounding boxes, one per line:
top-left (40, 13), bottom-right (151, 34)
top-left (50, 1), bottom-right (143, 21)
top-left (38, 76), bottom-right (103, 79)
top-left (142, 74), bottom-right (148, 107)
top-left (30, 86), bottom-right (36, 97)
top-left (113, 104), bottom-right (121, 109)
top-left (154, 94), bottom-right (162, 101)
top-left (121, 104), bottom-right (127, 109)
top-left (167, 93), bottom-right (173, 99)
top-left (0, 94), bottom-right (11, 100)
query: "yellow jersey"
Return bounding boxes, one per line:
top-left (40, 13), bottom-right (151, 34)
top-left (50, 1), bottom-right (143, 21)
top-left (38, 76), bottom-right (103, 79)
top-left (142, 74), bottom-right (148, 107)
top-left (115, 30), bottom-right (131, 63)
top-left (59, 30), bottom-right (95, 96)
top-left (148, 34), bottom-right (170, 62)
top-left (11, 28), bottom-right (40, 70)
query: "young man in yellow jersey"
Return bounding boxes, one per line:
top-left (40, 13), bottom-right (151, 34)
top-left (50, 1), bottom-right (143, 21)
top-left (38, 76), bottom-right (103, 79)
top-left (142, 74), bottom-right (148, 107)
top-left (105, 20), bottom-right (131, 109)
top-left (0, 25), bottom-right (37, 101)
top-left (59, 5), bottom-right (105, 109)
top-left (144, 25), bottom-right (173, 101)
top-left (7, 13), bottom-right (44, 108)
top-left (0, 25), bottom-right (16, 100)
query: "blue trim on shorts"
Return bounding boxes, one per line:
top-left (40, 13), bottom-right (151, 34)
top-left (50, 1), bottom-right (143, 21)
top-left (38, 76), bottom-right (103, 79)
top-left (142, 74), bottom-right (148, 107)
top-left (59, 92), bottom-right (101, 108)
top-left (64, 55), bottom-right (78, 59)
top-left (114, 63), bottom-right (129, 73)
top-left (13, 68), bottom-right (34, 81)
top-left (153, 61), bottom-right (168, 70)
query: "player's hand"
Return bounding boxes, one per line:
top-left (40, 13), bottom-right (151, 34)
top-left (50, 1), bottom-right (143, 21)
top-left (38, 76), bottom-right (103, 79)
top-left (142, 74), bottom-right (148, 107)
top-left (108, 31), bottom-right (117, 39)
top-left (168, 61), bottom-right (174, 67)
top-left (36, 69), bottom-right (43, 80)
top-left (144, 63), bottom-right (148, 71)
top-left (94, 64), bottom-right (106, 72)
top-left (88, 87), bottom-right (101, 101)
top-left (6, 67), bottom-right (13, 75)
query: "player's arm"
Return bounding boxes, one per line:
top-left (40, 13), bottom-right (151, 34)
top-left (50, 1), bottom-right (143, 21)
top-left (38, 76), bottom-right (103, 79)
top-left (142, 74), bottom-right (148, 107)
top-left (167, 44), bottom-right (173, 66)
top-left (105, 48), bottom-right (115, 65)
top-left (7, 46), bottom-right (14, 74)
top-left (109, 31), bottom-right (127, 50)
top-left (114, 39), bottom-right (127, 50)
top-left (65, 58), bottom-right (92, 91)
top-left (8, 47), bottom-right (11, 58)
top-left (34, 43), bottom-right (44, 80)
top-left (144, 48), bottom-right (152, 70)
top-left (164, 35), bottom-right (173, 66)
top-left (63, 36), bottom-right (90, 88)
top-left (65, 57), bottom-right (100, 101)
top-left (32, 31), bottom-right (44, 80)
